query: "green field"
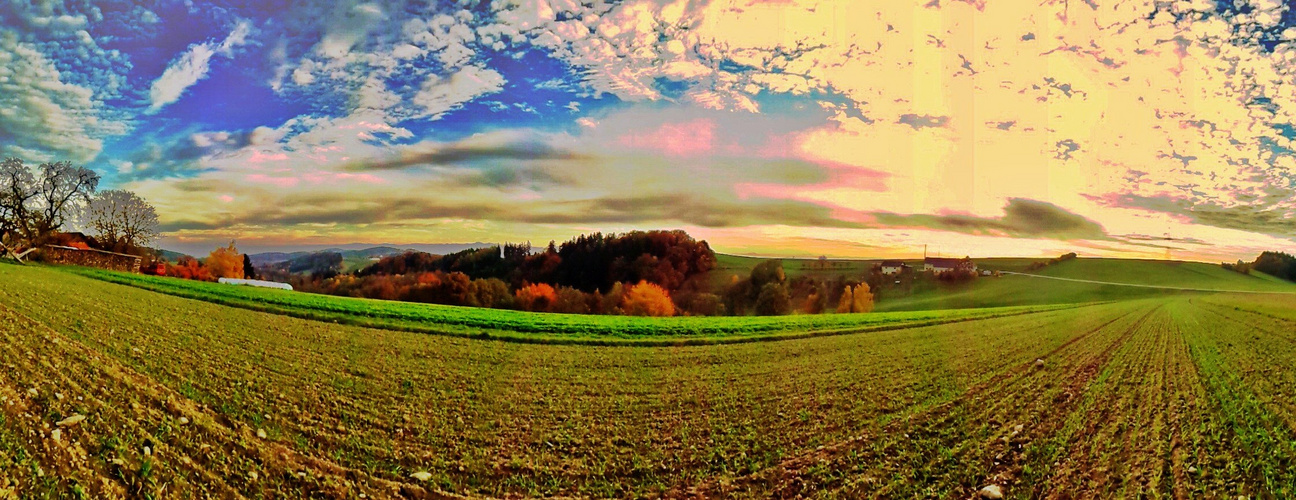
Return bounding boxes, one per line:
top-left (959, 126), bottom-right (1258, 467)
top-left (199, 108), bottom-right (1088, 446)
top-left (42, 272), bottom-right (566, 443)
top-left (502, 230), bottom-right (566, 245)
top-left (4, 262), bottom-right (1296, 498)
top-left (878, 258), bottom-right (1295, 311)
top-left (714, 254), bottom-right (1295, 312)
top-left (62, 266), bottom-right (1064, 345)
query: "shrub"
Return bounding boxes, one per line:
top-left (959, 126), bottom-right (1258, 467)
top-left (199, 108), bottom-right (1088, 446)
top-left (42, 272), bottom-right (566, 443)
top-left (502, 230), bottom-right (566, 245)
top-left (553, 286), bottom-right (592, 314)
top-left (851, 283), bottom-right (874, 313)
top-left (754, 282), bottom-right (791, 316)
top-left (470, 278), bottom-right (512, 308)
top-left (621, 281), bottom-right (675, 317)
top-left (836, 284), bottom-right (873, 313)
top-left (937, 269), bottom-right (977, 283)
top-left (167, 256), bottom-right (213, 281)
top-left (680, 292), bottom-right (725, 316)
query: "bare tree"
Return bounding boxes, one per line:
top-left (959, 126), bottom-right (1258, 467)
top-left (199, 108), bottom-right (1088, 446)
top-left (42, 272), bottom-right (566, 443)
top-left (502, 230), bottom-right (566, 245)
top-left (0, 158), bottom-right (34, 243)
top-left (0, 157), bottom-right (99, 260)
top-left (0, 158), bottom-right (36, 259)
top-left (83, 190), bottom-right (160, 251)
top-left (35, 161), bottom-right (100, 237)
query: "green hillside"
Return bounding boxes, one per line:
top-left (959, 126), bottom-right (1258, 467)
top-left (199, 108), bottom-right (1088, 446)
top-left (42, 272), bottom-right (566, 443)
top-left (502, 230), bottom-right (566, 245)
top-left (881, 258), bottom-right (1295, 311)
top-left (1010, 257), bottom-right (1294, 289)
top-left (711, 254), bottom-right (1296, 312)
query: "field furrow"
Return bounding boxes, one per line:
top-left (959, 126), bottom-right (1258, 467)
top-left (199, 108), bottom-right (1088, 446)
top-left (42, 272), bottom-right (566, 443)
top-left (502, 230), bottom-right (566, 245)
top-left (3, 263), bottom-right (1296, 498)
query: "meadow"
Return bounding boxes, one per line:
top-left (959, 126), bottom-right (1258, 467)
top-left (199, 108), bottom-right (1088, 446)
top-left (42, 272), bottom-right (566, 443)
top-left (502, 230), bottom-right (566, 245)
top-left (3, 263), bottom-right (1296, 498)
top-left (64, 266), bottom-right (1062, 345)
top-left (875, 257), bottom-right (1295, 311)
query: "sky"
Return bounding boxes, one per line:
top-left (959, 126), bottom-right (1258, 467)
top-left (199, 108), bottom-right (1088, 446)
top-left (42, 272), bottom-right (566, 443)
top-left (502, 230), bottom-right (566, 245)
top-left (2, 0), bottom-right (1295, 260)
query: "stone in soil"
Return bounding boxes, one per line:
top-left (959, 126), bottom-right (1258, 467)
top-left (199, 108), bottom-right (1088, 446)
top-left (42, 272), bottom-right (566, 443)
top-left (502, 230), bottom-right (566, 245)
top-left (979, 484), bottom-right (1004, 499)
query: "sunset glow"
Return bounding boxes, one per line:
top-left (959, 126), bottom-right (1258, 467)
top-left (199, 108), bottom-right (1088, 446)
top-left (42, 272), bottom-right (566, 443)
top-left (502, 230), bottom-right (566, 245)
top-left (3, 0), bottom-right (1294, 258)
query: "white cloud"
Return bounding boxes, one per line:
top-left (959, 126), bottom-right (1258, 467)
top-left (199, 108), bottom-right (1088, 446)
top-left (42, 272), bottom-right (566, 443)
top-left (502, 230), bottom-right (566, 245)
top-left (136, 7), bottom-right (161, 25)
top-left (217, 19), bottom-right (253, 55)
top-left (315, 2), bottom-right (387, 59)
top-left (391, 43), bottom-right (422, 59)
top-left (412, 65), bottom-right (506, 118)
top-left (147, 44), bottom-right (218, 113)
top-left (146, 19), bottom-right (253, 113)
top-left (0, 32), bottom-right (125, 163)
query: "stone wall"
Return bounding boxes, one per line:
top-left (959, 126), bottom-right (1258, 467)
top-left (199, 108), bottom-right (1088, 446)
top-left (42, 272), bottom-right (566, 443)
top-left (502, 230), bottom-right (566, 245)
top-left (42, 245), bottom-right (141, 273)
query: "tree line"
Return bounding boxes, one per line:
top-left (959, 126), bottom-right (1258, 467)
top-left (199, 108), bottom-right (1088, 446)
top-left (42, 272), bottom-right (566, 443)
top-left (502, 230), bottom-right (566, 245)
top-left (261, 239), bottom-right (883, 317)
top-left (1224, 251), bottom-right (1296, 282)
top-left (355, 230), bottom-right (717, 293)
top-left (278, 231), bottom-right (715, 316)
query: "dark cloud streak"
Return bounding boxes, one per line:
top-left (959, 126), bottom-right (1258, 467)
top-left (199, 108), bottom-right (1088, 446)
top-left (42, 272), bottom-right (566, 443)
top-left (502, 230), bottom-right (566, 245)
top-left (872, 198), bottom-right (1110, 240)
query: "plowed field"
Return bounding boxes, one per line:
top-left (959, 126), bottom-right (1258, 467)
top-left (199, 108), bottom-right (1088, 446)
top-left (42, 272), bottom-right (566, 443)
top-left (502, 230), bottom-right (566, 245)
top-left (2, 264), bottom-right (1295, 498)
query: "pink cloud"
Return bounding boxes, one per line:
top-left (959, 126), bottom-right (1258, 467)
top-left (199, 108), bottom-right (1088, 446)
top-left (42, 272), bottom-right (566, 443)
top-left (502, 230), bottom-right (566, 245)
top-left (617, 119), bottom-right (716, 156)
top-left (735, 160), bottom-right (889, 201)
top-left (247, 150), bottom-right (289, 164)
top-left (302, 171), bottom-right (387, 185)
top-left (246, 173), bottom-right (300, 187)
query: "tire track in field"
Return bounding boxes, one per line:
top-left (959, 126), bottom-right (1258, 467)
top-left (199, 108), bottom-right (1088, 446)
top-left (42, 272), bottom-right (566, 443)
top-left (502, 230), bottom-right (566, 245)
top-left (0, 303), bottom-right (476, 500)
top-left (677, 302), bottom-right (1154, 498)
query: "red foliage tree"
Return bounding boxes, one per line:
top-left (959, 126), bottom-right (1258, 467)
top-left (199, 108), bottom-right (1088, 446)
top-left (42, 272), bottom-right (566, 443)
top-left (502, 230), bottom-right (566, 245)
top-left (166, 256), bottom-right (213, 281)
top-left (515, 282), bottom-right (557, 312)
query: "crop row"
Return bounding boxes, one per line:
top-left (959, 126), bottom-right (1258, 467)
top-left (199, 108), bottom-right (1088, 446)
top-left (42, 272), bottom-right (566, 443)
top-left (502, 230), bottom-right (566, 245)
top-left (0, 263), bottom-right (1130, 497)
top-left (7, 261), bottom-right (1296, 498)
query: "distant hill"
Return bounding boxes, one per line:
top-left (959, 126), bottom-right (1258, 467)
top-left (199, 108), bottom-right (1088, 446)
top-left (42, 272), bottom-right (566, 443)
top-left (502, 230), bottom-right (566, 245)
top-left (249, 244), bottom-right (495, 274)
top-left (249, 246), bottom-right (407, 266)
top-left (157, 249), bottom-right (190, 262)
top-left (249, 244), bottom-right (493, 264)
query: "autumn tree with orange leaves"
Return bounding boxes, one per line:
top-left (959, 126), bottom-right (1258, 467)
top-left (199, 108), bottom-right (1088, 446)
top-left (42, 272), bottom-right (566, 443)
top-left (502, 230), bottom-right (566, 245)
top-left (621, 281), bottom-right (674, 317)
top-left (206, 241), bottom-right (244, 279)
top-left (836, 283), bottom-right (874, 313)
top-left (515, 282), bottom-right (558, 312)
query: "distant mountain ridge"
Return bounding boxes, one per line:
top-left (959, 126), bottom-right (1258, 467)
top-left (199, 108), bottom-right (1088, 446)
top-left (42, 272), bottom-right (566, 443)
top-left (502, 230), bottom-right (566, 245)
top-left (248, 246), bottom-right (410, 266)
top-left (158, 243), bottom-right (495, 265)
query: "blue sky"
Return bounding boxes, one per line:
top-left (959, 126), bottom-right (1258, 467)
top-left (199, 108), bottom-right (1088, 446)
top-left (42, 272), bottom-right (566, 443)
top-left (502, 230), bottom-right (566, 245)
top-left (2, 0), bottom-right (1295, 258)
